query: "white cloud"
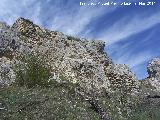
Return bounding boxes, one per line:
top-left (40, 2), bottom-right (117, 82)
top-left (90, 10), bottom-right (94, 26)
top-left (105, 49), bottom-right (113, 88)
top-left (0, 0), bottom-right (117, 36)
top-left (55, 0), bottom-right (138, 36)
top-left (0, 0), bottom-right (42, 25)
top-left (50, 2), bottom-right (116, 36)
top-left (115, 51), bottom-right (155, 68)
top-left (0, 0), bottom-right (139, 37)
top-left (98, 12), bottom-right (160, 45)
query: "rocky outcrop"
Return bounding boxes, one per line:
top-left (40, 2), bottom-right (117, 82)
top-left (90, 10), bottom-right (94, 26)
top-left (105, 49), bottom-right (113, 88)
top-left (145, 58), bottom-right (160, 91)
top-left (9, 18), bottom-right (112, 92)
top-left (147, 58), bottom-right (160, 78)
top-left (0, 57), bottom-right (15, 87)
top-left (0, 22), bottom-right (10, 30)
top-left (0, 22), bottom-right (19, 59)
top-left (0, 18), bottom-right (140, 94)
top-left (105, 64), bottom-right (140, 93)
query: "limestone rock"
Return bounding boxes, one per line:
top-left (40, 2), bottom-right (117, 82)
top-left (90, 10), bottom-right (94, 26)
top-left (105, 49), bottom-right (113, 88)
top-left (0, 57), bottom-right (16, 87)
top-left (0, 22), bottom-right (10, 30)
top-left (147, 58), bottom-right (160, 78)
top-left (10, 18), bottom-right (112, 91)
top-left (0, 17), bottom-right (139, 94)
top-left (105, 64), bottom-right (140, 93)
top-left (146, 58), bottom-right (160, 91)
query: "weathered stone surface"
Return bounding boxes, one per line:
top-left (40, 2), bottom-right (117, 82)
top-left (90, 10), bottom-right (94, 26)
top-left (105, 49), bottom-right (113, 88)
top-left (0, 57), bottom-right (16, 87)
top-left (0, 27), bottom-right (19, 59)
top-left (0, 22), bottom-right (10, 30)
top-left (0, 17), bottom-right (140, 94)
top-left (60, 58), bottom-right (110, 93)
top-left (147, 58), bottom-right (160, 78)
top-left (146, 58), bottom-right (160, 91)
top-left (105, 64), bottom-right (140, 93)
top-left (10, 18), bottom-right (112, 91)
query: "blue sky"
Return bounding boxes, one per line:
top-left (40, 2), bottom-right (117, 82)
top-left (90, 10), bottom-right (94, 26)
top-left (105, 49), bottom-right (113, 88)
top-left (0, 0), bottom-right (160, 79)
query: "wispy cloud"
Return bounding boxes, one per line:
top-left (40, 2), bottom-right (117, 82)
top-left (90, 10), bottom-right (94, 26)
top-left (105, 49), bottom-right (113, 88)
top-left (0, 0), bottom-right (42, 25)
top-left (98, 12), bottom-right (160, 45)
top-left (121, 51), bottom-right (153, 68)
top-left (112, 50), bottom-right (154, 78)
top-left (0, 0), bottom-right (139, 37)
top-left (49, 1), bottom-right (117, 36)
top-left (108, 36), bottom-right (157, 69)
top-left (0, 0), bottom-right (116, 36)
top-left (50, 7), bottom-right (106, 35)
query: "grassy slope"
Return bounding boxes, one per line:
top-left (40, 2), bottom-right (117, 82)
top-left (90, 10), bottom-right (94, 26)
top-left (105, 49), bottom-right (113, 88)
top-left (1, 82), bottom-right (160, 120)
top-left (0, 83), bottom-right (100, 120)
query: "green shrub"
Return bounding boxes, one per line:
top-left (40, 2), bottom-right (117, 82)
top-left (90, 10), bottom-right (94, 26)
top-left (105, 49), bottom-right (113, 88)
top-left (14, 53), bottom-right (52, 88)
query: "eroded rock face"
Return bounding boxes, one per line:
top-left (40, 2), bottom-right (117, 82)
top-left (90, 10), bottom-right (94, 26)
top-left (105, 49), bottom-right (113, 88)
top-left (0, 17), bottom-right (139, 94)
top-left (105, 64), bottom-right (140, 93)
top-left (0, 57), bottom-right (16, 87)
top-left (10, 18), bottom-right (113, 92)
top-left (60, 58), bottom-right (110, 94)
top-left (147, 58), bottom-right (160, 91)
top-left (0, 24), bottom-right (19, 59)
top-left (148, 58), bottom-right (160, 78)
top-left (0, 22), bottom-right (10, 30)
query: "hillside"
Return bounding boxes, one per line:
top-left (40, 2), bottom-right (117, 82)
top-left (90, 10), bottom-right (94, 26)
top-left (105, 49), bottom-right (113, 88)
top-left (0, 18), bottom-right (160, 120)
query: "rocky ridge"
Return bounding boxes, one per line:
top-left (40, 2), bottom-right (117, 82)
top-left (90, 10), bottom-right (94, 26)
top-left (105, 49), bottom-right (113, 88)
top-left (0, 17), bottom-right (159, 94)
